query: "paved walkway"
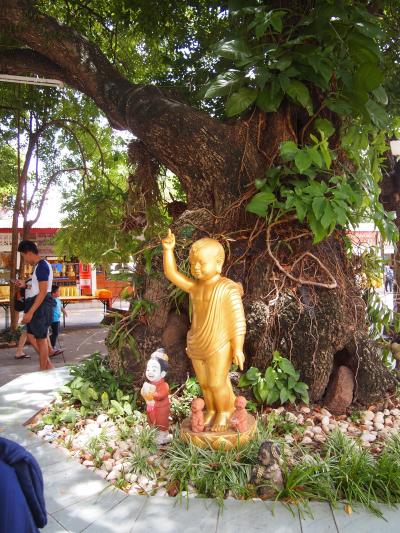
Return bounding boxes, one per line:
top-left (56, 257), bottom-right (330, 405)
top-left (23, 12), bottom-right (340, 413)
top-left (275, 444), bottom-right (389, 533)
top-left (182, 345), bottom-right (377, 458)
top-left (0, 368), bottom-right (399, 532)
top-left (0, 301), bottom-right (108, 386)
top-left (0, 325), bottom-right (107, 387)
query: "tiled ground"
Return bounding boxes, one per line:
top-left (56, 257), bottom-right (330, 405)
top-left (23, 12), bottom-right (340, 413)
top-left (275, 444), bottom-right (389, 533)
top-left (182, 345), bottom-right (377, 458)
top-left (1, 368), bottom-right (399, 532)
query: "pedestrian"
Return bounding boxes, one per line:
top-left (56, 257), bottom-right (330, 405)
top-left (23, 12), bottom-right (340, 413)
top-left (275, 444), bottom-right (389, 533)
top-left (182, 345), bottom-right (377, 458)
top-left (49, 284), bottom-right (66, 356)
top-left (15, 240), bottom-right (54, 371)
top-left (385, 264), bottom-right (394, 293)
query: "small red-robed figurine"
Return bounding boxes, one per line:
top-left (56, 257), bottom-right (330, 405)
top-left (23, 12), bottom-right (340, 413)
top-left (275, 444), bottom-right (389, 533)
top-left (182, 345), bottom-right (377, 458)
top-left (141, 348), bottom-right (172, 445)
top-left (190, 397), bottom-right (205, 433)
top-left (230, 396), bottom-right (248, 433)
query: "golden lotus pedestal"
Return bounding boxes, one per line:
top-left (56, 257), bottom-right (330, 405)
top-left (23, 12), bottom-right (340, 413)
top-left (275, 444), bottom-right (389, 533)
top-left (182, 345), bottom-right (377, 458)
top-left (180, 413), bottom-right (256, 450)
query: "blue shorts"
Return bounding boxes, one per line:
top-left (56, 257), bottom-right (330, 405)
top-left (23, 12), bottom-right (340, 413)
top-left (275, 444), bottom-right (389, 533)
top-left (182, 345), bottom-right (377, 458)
top-left (25, 294), bottom-right (53, 339)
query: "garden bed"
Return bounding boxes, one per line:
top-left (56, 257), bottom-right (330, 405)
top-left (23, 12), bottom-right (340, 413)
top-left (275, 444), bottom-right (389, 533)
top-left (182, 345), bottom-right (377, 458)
top-left (28, 353), bottom-right (400, 516)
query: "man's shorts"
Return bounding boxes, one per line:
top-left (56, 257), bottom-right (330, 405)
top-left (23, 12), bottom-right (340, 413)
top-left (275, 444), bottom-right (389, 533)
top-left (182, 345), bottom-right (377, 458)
top-left (25, 294), bottom-right (54, 339)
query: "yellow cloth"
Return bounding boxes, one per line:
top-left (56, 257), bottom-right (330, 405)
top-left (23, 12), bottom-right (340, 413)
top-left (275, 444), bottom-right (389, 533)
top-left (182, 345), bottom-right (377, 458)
top-left (187, 277), bottom-right (246, 360)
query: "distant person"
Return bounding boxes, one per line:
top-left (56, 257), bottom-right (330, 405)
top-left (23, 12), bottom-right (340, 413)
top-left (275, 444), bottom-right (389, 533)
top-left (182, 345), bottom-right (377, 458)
top-left (385, 264), bottom-right (394, 293)
top-left (15, 240), bottom-right (54, 371)
top-left (49, 284), bottom-right (66, 355)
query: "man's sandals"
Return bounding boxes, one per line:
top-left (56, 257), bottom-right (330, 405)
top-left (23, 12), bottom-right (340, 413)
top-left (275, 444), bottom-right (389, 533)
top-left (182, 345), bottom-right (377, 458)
top-left (49, 349), bottom-right (64, 358)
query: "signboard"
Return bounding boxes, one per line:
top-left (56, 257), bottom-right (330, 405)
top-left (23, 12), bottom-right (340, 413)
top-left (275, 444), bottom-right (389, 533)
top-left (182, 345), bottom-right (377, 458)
top-left (33, 232), bottom-right (56, 256)
top-left (0, 233), bottom-right (12, 252)
top-left (0, 229), bottom-right (56, 255)
top-left (348, 230), bottom-right (380, 247)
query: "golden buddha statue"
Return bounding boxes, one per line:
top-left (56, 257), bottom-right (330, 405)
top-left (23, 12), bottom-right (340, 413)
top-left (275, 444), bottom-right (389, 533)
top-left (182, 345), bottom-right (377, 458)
top-left (162, 229), bottom-right (246, 432)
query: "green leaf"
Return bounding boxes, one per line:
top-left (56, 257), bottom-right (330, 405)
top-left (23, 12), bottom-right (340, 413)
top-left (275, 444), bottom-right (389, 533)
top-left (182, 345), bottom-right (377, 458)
top-left (354, 63), bottom-right (383, 92)
top-left (101, 391), bottom-right (109, 408)
top-left (116, 389), bottom-right (124, 402)
top-left (272, 350), bottom-right (282, 361)
top-left (314, 118), bottom-right (335, 139)
top-left (319, 141), bottom-right (332, 168)
top-left (204, 70), bottom-right (243, 98)
top-left (264, 366), bottom-right (277, 388)
top-left (287, 375), bottom-right (298, 389)
top-left (280, 387), bottom-right (290, 404)
top-left (278, 357), bottom-right (297, 377)
top-left (286, 80), bottom-right (313, 115)
top-left (294, 199), bottom-right (307, 222)
top-left (110, 400), bottom-right (125, 416)
top-left (308, 213), bottom-right (326, 243)
top-left (256, 87), bottom-right (283, 112)
top-left (280, 141), bottom-right (298, 160)
top-left (246, 191), bottom-right (276, 217)
top-left (256, 380), bottom-right (269, 402)
top-left (365, 99), bottom-right (389, 128)
top-left (270, 11), bottom-right (286, 33)
top-left (88, 387), bottom-right (98, 400)
top-left (325, 98), bottom-right (353, 116)
top-left (266, 388), bottom-right (280, 405)
top-left (372, 86), bottom-right (388, 106)
top-left (226, 87), bottom-right (258, 117)
top-left (255, 178), bottom-right (266, 190)
top-left (312, 196), bottom-right (326, 219)
top-left (214, 39), bottom-right (252, 61)
top-left (288, 391), bottom-right (296, 403)
top-left (332, 201), bottom-right (348, 226)
top-left (294, 381), bottom-right (309, 394)
top-left (308, 147), bottom-right (322, 167)
top-left (295, 150), bottom-right (312, 173)
top-left (348, 32), bottom-right (380, 64)
top-left (124, 402), bottom-right (133, 415)
top-left (300, 391), bottom-right (310, 404)
top-left (274, 56), bottom-right (292, 71)
top-left (238, 374), bottom-right (252, 387)
top-left (244, 366), bottom-right (261, 383)
top-left (320, 203), bottom-right (335, 230)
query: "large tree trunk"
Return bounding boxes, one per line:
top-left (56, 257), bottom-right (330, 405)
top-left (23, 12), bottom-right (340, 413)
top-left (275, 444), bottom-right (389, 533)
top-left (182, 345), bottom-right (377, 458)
top-left (1, 0), bottom-right (397, 406)
top-left (115, 192), bottom-right (395, 405)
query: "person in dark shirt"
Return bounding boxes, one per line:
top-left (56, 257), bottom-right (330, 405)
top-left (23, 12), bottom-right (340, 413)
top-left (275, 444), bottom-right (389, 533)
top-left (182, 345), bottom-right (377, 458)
top-left (15, 240), bottom-right (54, 371)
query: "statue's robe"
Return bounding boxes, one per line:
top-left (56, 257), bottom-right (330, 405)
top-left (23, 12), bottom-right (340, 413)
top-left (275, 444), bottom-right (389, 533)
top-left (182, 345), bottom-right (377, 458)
top-left (187, 277), bottom-right (246, 361)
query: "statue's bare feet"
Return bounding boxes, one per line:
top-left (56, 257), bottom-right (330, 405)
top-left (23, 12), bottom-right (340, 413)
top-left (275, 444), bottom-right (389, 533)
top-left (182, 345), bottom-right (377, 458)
top-left (211, 412), bottom-right (230, 432)
top-left (203, 410), bottom-right (216, 427)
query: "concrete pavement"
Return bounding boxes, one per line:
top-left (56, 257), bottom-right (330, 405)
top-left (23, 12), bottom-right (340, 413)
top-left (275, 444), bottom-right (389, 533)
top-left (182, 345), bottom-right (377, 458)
top-left (0, 301), bottom-right (108, 386)
top-left (1, 368), bottom-right (399, 532)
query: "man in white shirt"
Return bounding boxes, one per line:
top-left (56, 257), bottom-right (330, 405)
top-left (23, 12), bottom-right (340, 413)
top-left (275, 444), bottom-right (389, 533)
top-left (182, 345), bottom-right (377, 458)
top-left (15, 240), bottom-right (54, 371)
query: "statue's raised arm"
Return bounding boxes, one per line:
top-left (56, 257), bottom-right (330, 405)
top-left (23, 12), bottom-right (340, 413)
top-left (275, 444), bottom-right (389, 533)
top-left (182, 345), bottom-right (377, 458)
top-left (162, 229), bottom-right (195, 293)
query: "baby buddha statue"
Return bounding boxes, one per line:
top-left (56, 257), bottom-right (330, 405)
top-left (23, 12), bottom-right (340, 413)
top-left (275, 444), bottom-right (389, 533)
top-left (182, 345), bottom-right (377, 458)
top-left (162, 229), bottom-right (246, 432)
top-left (140, 348), bottom-right (172, 446)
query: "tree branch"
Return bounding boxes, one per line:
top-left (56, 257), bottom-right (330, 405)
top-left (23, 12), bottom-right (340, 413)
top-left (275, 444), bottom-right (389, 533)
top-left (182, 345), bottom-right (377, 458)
top-left (28, 166), bottom-right (83, 226)
top-left (0, 0), bottom-right (265, 210)
top-left (0, 49), bottom-right (73, 87)
top-left (0, 0), bottom-right (131, 129)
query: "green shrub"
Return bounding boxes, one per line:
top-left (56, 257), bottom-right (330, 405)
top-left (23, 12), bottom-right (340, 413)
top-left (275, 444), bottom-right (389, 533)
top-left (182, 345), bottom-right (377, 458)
top-left (238, 351), bottom-right (309, 405)
top-left (170, 376), bottom-right (203, 421)
top-left (59, 353), bottom-right (137, 419)
top-left (276, 430), bottom-right (400, 517)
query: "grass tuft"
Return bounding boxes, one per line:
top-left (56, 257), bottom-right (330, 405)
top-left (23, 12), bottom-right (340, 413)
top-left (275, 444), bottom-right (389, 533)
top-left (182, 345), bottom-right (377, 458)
top-left (165, 422), bottom-right (269, 505)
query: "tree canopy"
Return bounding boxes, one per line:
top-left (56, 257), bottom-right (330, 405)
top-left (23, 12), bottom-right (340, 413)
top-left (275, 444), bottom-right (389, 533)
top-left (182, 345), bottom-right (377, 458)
top-left (1, 0), bottom-right (400, 401)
